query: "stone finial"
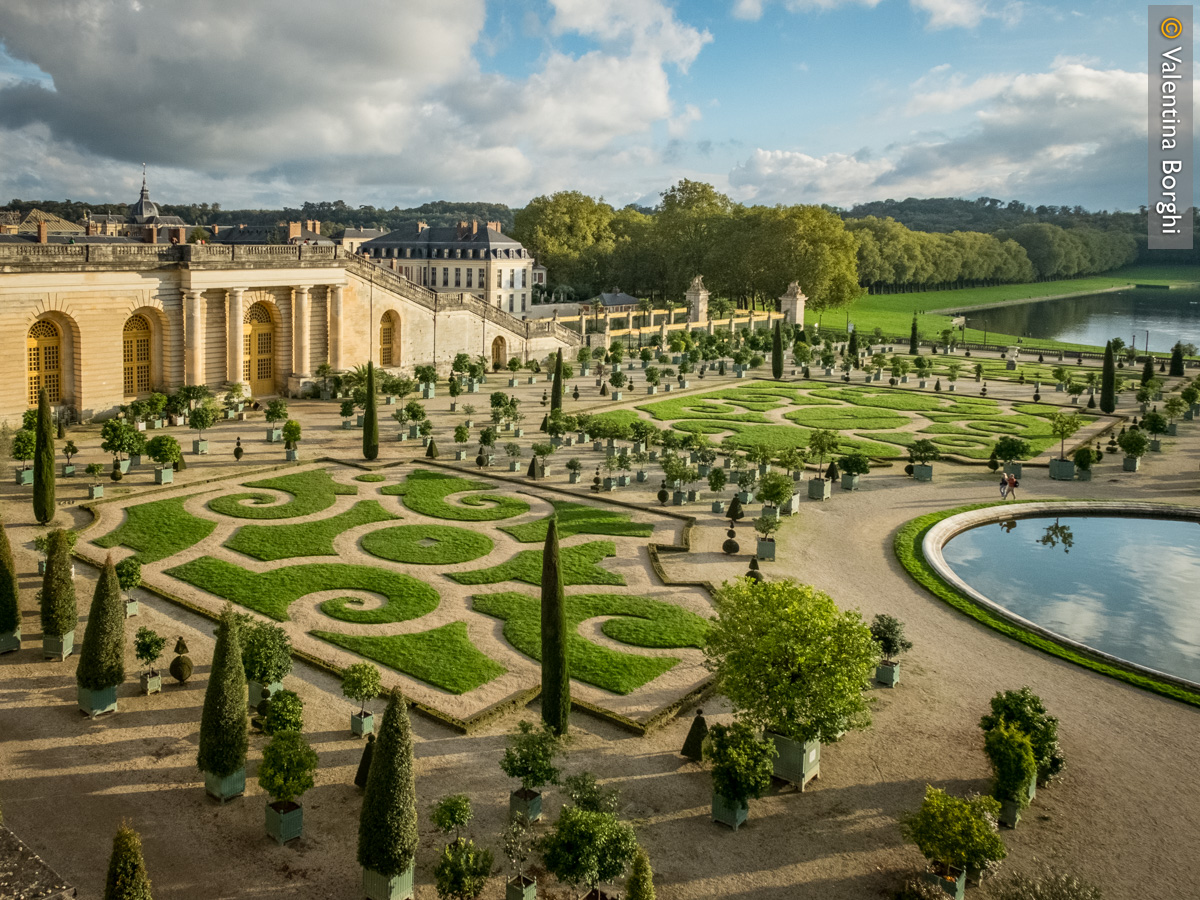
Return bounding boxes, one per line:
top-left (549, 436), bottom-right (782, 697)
top-left (778, 281), bottom-right (807, 325)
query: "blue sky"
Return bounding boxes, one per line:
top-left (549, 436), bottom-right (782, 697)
top-left (0, 0), bottom-right (1169, 212)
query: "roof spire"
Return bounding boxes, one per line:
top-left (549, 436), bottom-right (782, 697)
top-left (141, 162), bottom-right (147, 191)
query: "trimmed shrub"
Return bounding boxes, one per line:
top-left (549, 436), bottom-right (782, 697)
top-left (540, 516), bottom-right (570, 735)
top-left (626, 847), bottom-right (656, 900)
top-left (364, 361), bottom-right (379, 461)
top-left (264, 688), bottom-right (305, 735)
top-left (76, 557), bottom-right (126, 691)
top-left (40, 529), bottom-right (77, 638)
top-left (541, 807), bottom-right (638, 896)
top-left (980, 687), bottom-right (1065, 783)
top-left (33, 387), bottom-right (55, 525)
top-left (103, 823), bottom-right (153, 900)
top-left (197, 607), bottom-right (249, 778)
top-left (0, 511), bottom-right (19, 635)
top-left (258, 730), bottom-right (319, 804)
top-left (241, 620), bottom-right (293, 685)
top-left (358, 691), bottom-right (418, 877)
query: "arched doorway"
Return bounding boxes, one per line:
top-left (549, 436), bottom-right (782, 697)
top-left (379, 312), bottom-right (400, 368)
top-left (27, 320), bottom-right (62, 405)
top-left (243, 302), bottom-right (276, 396)
top-left (123, 314), bottom-right (152, 398)
top-left (491, 336), bottom-right (507, 371)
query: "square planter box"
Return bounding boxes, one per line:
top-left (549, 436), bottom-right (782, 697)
top-left (527, 376), bottom-right (538, 384)
top-left (1003, 463), bottom-right (1023, 478)
top-left (396, 432), bottom-right (407, 441)
top-left (783, 494), bottom-right (802, 515)
top-left (1124, 456), bottom-right (1141, 471)
top-left (193, 440), bottom-right (208, 455)
top-left (141, 672), bottom-right (162, 695)
top-left (342, 421), bottom-right (354, 430)
top-left (618, 475), bottom-right (631, 487)
top-left (1076, 468), bottom-right (1093, 481)
top-left (841, 473), bottom-right (860, 491)
top-left (62, 464), bottom-right (76, 477)
top-left (78, 684), bottom-right (118, 718)
top-left (808, 478), bottom-right (831, 501)
top-left (408, 425), bottom-right (420, 439)
top-left (672, 490), bottom-right (686, 505)
top-left (265, 801), bottom-right (304, 844)
top-left (711, 792), bottom-right (749, 831)
top-left (0, 627), bottom-right (20, 654)
top-left (612, 391), bottom-right (623, 401)
top-left (267, 428), bottom-right (283, 442)
top-left (1150, 439), bottom-right (1162, 452)
top-left (711, 500), bottom-right (726, 513)
top-left (455, 449), bottom-right (469, 461)
top-left (913, 464), bottom-right (934, 482)
top-left (421, 386), bottom-right (436, 399)
top-left (224, 409), bottom-right (237, 420)
top-left (363, 865), bottom-right (414, 900)
top-left (947, 384), bottom-right (956, 392)
top-left (876, 661), bottom-right (900, 687)
top-left (88, 484), bottom-right (104, 499)
top-left (43, 630), bottom-right (74, 660)
top-left (568, 471), bottom-right (581, 484)
top-left (679, 379), bottom-right (690, 389)
top-left (636, 471), bottom-right (648, 482)
top-left (737, 371), bottom-right (747, 379)
top-left (1048, 458), bottom-right (1075, 480)
top-left (767, 733), bottom-right (820, 790)
top-left (352, 710), bottom-right (375, 737)
top-left (248, 680), bottom-right (284, 709)
top-left (125, 599), bottom-right (138, 618)
top-left (509, 788), bottom-right (542, 822)
top-left (155, 467), bottom-right (174, 485)
top-left (761, 504), bottom-right (779, 520)
top-left (506, 875), bottom-right (537, 900)
top-left (14, 468), bottom-right (32, 486)
top-left (205, 768), bottom-right (246, 803)
top-left (508, 378), bottom-right (519, 387)
top-left (286, 449), bottom-right (299, 462)
top-left (1169, 423), bottom-right (1178, 436)
top-left (756, 538), bottom-right (775, 561)
top-left (999, 798), bottom-right (1022, 829)
top-left (509, 461), bottom-right (522, 472)
top-left (647, 385), bottom-right (658, 394)
top-left (737, 491), bottom-right (752, 504)
top-left (356, 414), bottom-right (366, 427)
top-left (921, 866), bottom-right (966, 900)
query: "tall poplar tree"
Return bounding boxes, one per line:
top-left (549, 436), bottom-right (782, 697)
top-left (197, 606), bottom-right (248, 779)
top-left (76, 556), bottom-right (126, 692)
top-left (540, 516), bottom-right (570, 735)
top-left (33, 387), bottom-right (55, 525)
top-left (771, 321), bottom-right (783, 380)
top-left (551, 349), bottom-right (564, 412)
top-left (363, 362), bottom-right (379, 461)
top-left (909, 316), bottom-right (919, 355)
top-left (358, 691), bottom-right (418, 878)
top-left (1100, 340), bottom-right (1116, 414)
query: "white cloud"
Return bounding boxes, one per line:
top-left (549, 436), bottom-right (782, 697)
top-left (732, 0), bottom-right (1016, 28)
top-left (549, 0), bottom-right (711, 70)
top-left (729, 60), bottom-right (1154, 210)
top-left (668, 104), bottom-right (703, 137)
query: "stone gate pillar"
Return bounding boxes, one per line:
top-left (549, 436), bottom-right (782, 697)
top-left (686, 275), bottom-right (709, 324)
top-left (779, 281), bottom-right (807, 326)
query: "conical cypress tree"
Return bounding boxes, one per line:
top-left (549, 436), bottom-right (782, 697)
top-left (197, 606), bottom-right (248, 778)
top-left (425, 439), bottom-right (439, 458)
top-left (626, 847), bottom-right (656, 900)
top-left (33, 387), bottom-right (55, 525)
top-left (76, 556), bottom-right (125, 691)
top-left (1171, 343), bottom-right (1185, 377)
top-left (363, 362), bottom-right (379, 461)
top-left (771, 321), bottom-right (783, 380)
top-left (551, 349), bottom-right (564, 412)
top-left (797, 328), bottom-right (807, 344)
top-left (1100, 341), bottom-right (1116, 413)
top-left (848, 329), bottom-right (858, 359)
top-left (1142, 354), bottom-right (1155, 385)
top-left (0, 512), bottom-right (18, 639)
top-left (40, 529), bottom-right (76, 640)
top-left (540, 516), bottom-right (570, 735)
top-left (358, 691), bottom-right (418, 877)
top-left (103, 823), bottom-right (153, 900)
top-left (909, 316), bottom-right (919, 355)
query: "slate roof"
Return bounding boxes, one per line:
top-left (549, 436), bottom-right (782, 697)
top-left (591, 290), bottom-right (642, 308)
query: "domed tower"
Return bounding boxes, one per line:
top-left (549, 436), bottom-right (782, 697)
top-left (128, 166), bottom-right (159, 223)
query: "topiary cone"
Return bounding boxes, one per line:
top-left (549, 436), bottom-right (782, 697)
top-left (425, 439), bottom-right (439, 459)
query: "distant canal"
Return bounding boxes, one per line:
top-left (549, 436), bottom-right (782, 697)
top-left (964, 287), bottom-right (1200, 352)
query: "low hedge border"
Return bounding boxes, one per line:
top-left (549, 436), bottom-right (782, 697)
top-left (895, 500), bottom-right (1200, 708)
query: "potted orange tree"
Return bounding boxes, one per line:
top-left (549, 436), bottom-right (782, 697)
top-left (343, 661), bottom-right (382, 737)
top-left (258, 729), bottom-right (319, 844)
top-left (499, 720), bottom-right (561, 823)
top-left (703, 721), bottom-right (775, 831)
top-left (870, 614), bottom-right (913, 688)
top-left (901, 786), bottom-right (1006, 898)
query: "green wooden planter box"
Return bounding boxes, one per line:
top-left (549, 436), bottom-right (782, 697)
top-left (193, 439), bottom-right (208, 455)
top-left (1003, 462), bottom-right (1023, 478)
top-left (125, 599), bottom-right (139, 618)
top-left (711, 500), bottom-right (725, 513)
top-left (0, 627), bottom-right (19, 654)
top-left (15, 468), bottom-right (32, 486)
top-left (43, 630), bottom-right (74, 660)
top-left (1168, 423), bottom-right (1178, 436)
top-left (506, 875), bottom-right (537, 900)
top-left (155, 467), bottom-right (173, 484)
top-left (141, 672), bottom-right (162, 695)
top-left (267, 428), bottom-right (282, 442)
top-left (363, 865), bottom-right (414, 900)
top-left (509, 789), bottom-right (542, 822)
top-left (767, 733), bottom-right (820, 789)
top-left (248, 680), bottom-right (283, 709)
top-left (421, 386), bottom-right (435, 399)
top-left (1124, 456), bottom-right (1141, 471)
top-left (1076, 469), bottom-right (1093, 481)
top-left (569, 472), bottom-right (581, 484)
top-left (921, 866), bottom-right (966, 900)
top-left (342, 420), bottom-right (354, 430)
top-left (265, 801), bottom-right (303, 844)
top-left (205, 768), bottom-right (246, 803)
top-left (1150, 439), bottom-right (1162, 452)
top-left (913, 464), bottom-right (934, 482)
top-left (62, 464), bottom-right (76, 477)
top-left (841, 473), bottom-right (860, 491)
top-left (89, 484), bottom-right (104, 499)
top-left (78, 685), bottom-right (118, 718)
top-left (808, 478), bottom-right (831, 501)
top-left (1048, 458), bottom-right (1075, 480)
top-left (756, 538), bottom-right (775, 561)
top-left (352, 711), bottom-right (374, 737)
top-left (998, 798), bottom-right (1021, 828)
top-left (711, 792), bottom-right (749, 831)
top-left (286, 449), bottom-right (299, 462)
top-left (875, 661), bottom-right (900, 687)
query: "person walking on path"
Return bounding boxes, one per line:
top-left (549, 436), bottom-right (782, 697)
top-left (1007, 472), bottom-right (1018, 500)
top-left (999, 476), bottom-right (1008, 500)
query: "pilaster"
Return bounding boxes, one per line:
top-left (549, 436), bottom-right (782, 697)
top-left (328, 284), bottom-right (343, 370)
top-left (226, 287), bottom-right (245, 387)
top-left (184, 289), bottom-right (204, 386)
top-left (292, 285), bottom-right (311, 377)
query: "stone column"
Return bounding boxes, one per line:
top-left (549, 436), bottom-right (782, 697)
top-left (184, 289), bottom-right (205, 386)
top-left (292, 285), bottom-right (311, 376)
top-left (686, 275), bottom-right (709, 324)
top-left (226, 288), bottom-right (244, 385)
top-left (778, 281), bottom-right (808, 326)
top-left (328, 285), bottom-right (344, 370)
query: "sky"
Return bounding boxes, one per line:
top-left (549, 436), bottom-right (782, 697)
top-left (0, 0), bottom-right (1171, 213)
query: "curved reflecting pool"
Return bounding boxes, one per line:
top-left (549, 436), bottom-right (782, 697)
top-left (942, 515), bottom-right (1200, 683)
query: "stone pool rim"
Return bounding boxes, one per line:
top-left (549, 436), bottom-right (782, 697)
top-left (923, 500), bottom-right (1200, 695)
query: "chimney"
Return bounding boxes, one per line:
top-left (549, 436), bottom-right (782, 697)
top-left (174, 226), bottom-right (187, 245)
top-left (312, 219), bottom-right (320, 235)
top-left (456, 220), bottom-right (468, 239)
top-left (486, 220), bottom-right (502, 233)
top-left (211, 224), bottom-right (220, 234)
top-left (37, 220), bottom-right (48, 244)
top-left (471, 220), bottom-right (479, 235)
top-left (288, 221), bottom-right (302, 241)
top-left (416, 220), bottom-right (428, 235)
top-left (85, 220), bottom-right (96, 237)
top-left (147, 225), bottom-right (158, 244)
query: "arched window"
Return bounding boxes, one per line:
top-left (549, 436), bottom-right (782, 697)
top-left (27, 320), bottom-right (61, 405)
top-left (123, 314), bottom-right (152, 397)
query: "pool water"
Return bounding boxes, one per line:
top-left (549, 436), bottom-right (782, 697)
top-left (942, 515), bottom-right (1200, 683)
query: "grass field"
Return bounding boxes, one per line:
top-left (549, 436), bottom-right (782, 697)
top-left (92, 496), bottom-right (216, 563)
top-left (499, 501), bottom-right (655, 543)
top-left (382, 469), bottom-right (529, 521)
top-left (208, 469), bottom-right (357, 520)
top-left (224, 500), bottom-right (398, 561)
top-left (361, 524), bottom-right (494, 565)
top-left (451, 540), bottom-right (623, 587)
top-left (472, 590), bottom-right (710, 694)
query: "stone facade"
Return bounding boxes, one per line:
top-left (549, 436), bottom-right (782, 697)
top-left (0, 243), bottom-right (578, 424)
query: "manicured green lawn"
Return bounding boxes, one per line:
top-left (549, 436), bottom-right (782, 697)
top-left (92, 496), bottom-right (216, 563)
top-left (362, 524), bottom-right (494, 565)
top-left (472, 591), bottom-right (710, 694)
top-left (223, 500), bottom-right (398, 561)
top-left (499, 501), bottom-right (654, 543)
top-left (312, 623), bottom-right (506, 694)
top-left (354, 473), bottom-right (387, 483)
top-left (164, 557), bottom-right (439, 623)
top-left (382, 469), bottom-right (529, 521)
top-left (208, 469), bottom-right (357, 520)
top-left (451, 540), bottom-right (623, 587)
top-left (585, 410), bottom-right (644, 430)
